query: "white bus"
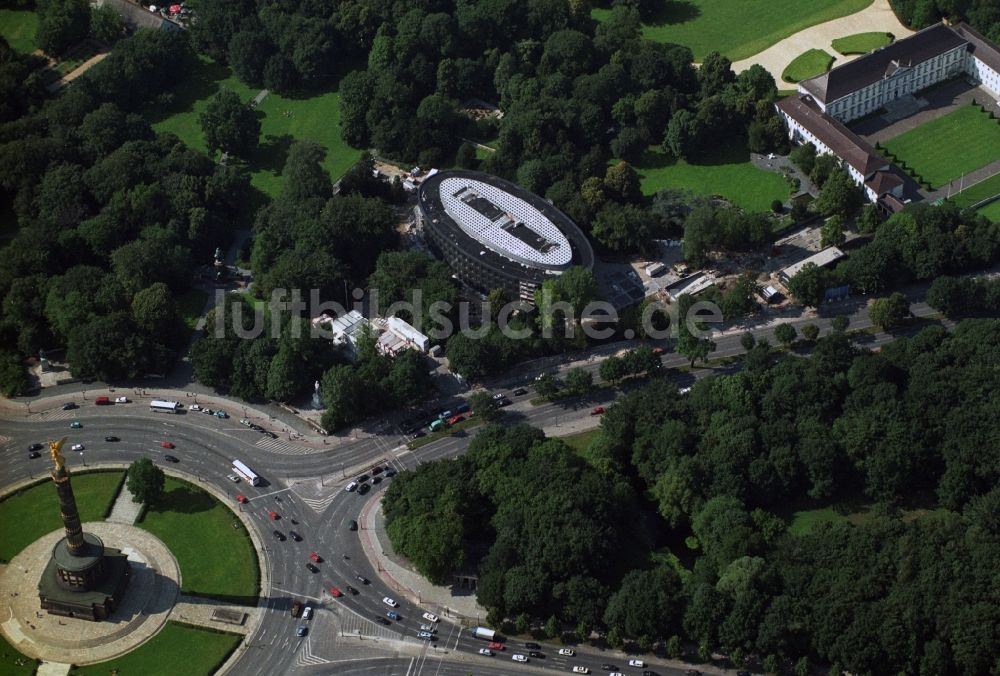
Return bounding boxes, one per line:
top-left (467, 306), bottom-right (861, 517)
top-left (150, 400), bottom-right (182, 414)
top-left (232, 460), bottom-right (260, 486)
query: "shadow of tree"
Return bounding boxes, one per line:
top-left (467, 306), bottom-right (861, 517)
top-left (250, 133), bottom-right (295, 179)
top-left (145, 57), bottom-right (232, 126)
top-left (152, 485), bottom-right (214, 515)
top-left (643, 0), bottom-right (701, 26)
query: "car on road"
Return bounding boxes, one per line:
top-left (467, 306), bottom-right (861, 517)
top-left (163, 455), bottom-right (179, 463)
top-left (240, 418), bottom-right (251, 426)
top-left (296, 625), bottom-right (307, 637)
top-left (628, 659), bottom-right (645, 668)
top-left (422, 612), bottom-right (439, 623)
top-left (115, 396), bottom-right (129, 403)
top-left (487, 642), bottom-right (504, 651)
top-left (249, 424), bottom-right (263, 432)
top-left (384, 468), bottom-right (397, 478)
top-left (268, 511), bottom-right (279, 520)
top-left (601, 665), bottom-right (617, 671)
top-left (190, 404), bottom-right (202, 411)
top-left (528, 650), bottom-right (544, 658)
top-left (160, 441), bottom-right (175, 449)
top-left (28, 443), bottom-right (43, 452)
top-left (236, 494), bottom-right (248, 504)
top-left (558, 648), bottom-right (575, 656)
top-left (70, 443), bottom-right (85, 451)
top-left (610, 672), bottom-right (624, 676)
top-left (356, 575), bottom-right (370, 585)
top-left (572, 668), bottom-right (589, 674)
top-left (512, 387), bottom-right (528, 396)
top-left (347, 585), bottom-right (358, 595)
top-left (382, 597), bottom-right (398, 607)
top-left (348, 520), bottom-right (357, 531)
top-left (104, 436), bottom-right (119, 442)
top-left (419, 624), bottom-right (436, 632)
top-left (386, 611), bottom-right (400, 621)
top-left (417, 631), bottom-right (434, 640)
top-left (345, 481), bottom-right (358, 492)
top-left (479, 648), bottom-right (493, 656)
top-left (591, 406), bottom-right (605, 415)
top-left (308, 552), bottom-right (321, 562)
top-left (305, 563), bottom-right (319, 573)
top-left (302, 606), bottom-right (312, 620)
top-left (329, 587), bottom-right (343, 598)
top-left (92, 396), bottom-right (109, 406)
top-left (264, 431), bottom-right (277, 438)
top-left (62, 402), bottom-right (78, 410)
top-left (358, 483), bottom-right (370, 495)
top-left (290, 600), bottom-right (302, 617)
top-left (496, 397), bottom-right (511, 407)
top-left (28, 450), bottom-right (40, 459)
top-left (227, 474), bottom-right (240, 483)
top-left (524, 642), bottom-right (541, 649)
top-left (272, 530), bottom-right (286, 541)
top-left (512, 654), bottom-right (528, 663)
top-left (289, 531), bottom-right (302, 542)
top-left (373, 616), bottom-right (390, 625)
top-left (70, 421), bottom-right (82, 428)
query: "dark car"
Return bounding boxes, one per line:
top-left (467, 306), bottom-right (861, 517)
top-left (358, 483), bottom-right (371, 495)
top-left (524, 642), bottom-right (541, 650)
top-left (528, 650), bottom-right (544, 658)
top-left (28, 450), bottom-right (40, 459)
top-left (602, 666), bottom-right (617, 672)
top-left (104, 436), bottom-right (119, 442)
top-left (347, 585), bottom-right (358, 595)
top-left (356, 574), bottom-right (370, 585)
top-left (28, 443), bottom-right (43, 452)
top-left (374, 616), bottom-right (390, 625)
top-left (384, 468), bottom-right (397, 478)
top-left (264, 431), bottom-right (277, 439)
top-left (164, 455), bottom-right (179, 463)
top-left (289, 531), bottom-right (302, 542)
top-left (272, 530), bottom-right (286, 542)
top-left (513, 387), bottom-right (528, 396)
top-left (61, 402), bottom-right (77, 410)
top-left (356, 474), bottom-right (369, 483)
top-left (348, 520), bottom-right (358, 531)
top-left (372, 475), bottom-right (382, 484)
top-left (372, 466), bottom-right (384, 475)
top-left (645, 671), bottom-right (660, 676)
top-left (305, 563), bottom-right (319, 573)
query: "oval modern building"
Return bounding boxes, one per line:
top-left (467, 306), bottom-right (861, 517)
top-left (417, 170), bottom-right (594, 304)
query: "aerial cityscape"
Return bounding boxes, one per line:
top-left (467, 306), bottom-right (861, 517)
top-left (1, 0), bottom-right (1000, 675)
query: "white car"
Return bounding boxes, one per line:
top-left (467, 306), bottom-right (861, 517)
top-left (227, 474), bottom-right (240, 483)
top-left (558, 648), bottom-right (575, 656)
top-left (512, 654), bottom-right (528, 662)
top-left (421, 611), bottom-right (439, 623)
top-left (190, 404), bottom-right (201, 411)
top-left (419, 623), bottom-right (436, 632)
top-left (478, 648), bottom-right (493, 656)
top-left (71, 444), bottom-right (84, 451)
top-left (610, 673), bottom-right (624, 676)
top-left (382, 597), bottom-right (398, 607)
top-left (628, 659), bottom-right (645, 668)
top-left (572, 668), bottom-right (589, 675)
top-left (302, 606), bottom-right (312, 620)
top-left (114, 396), bottom-right (129, 403)
top-left (345, 481), bottom-right (358, 492)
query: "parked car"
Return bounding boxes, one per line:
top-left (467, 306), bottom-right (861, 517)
top-left (240, 418), bottom-right (251, 426)
top-left (202, 408), bottom-right (214, 415)
top-left (289, 531), bottom-right (302, 542)
top-left (290, 600), bottom-right (302, 617)
top-left (374, 617), bottom-right (390, 625)
top-left (264, 431), bottom-right (277, 438)
top-left (629, 659), bottom-right (645, 668)
top-left (421, 612), bottom-right (439, 623)
top-left (214, 410), bottom-right (228, 418)
top-left (386, 611), bottom-right (400, 621)
top-left (70, 421), bottom-right (82, 428)
top-left (524, 642), bottom-right (541, 649)
top-left (512, 654), bottom-right (528, 663)
top-left (371, 466), bottom-right (384, 475)
top-left (272, 530), bottom-right (286, 541)
top-left (348, 520), bottom-right (358, 531)
top-left (190, 404), bottom-right (202, 411)
top-left (95, 396), bottom-right (111, 405)
top-left (227, 474), bottom-right (240, 483)
top-left (160, 441), bottom-right (175, 449)
top-left (358, 483), bottom-right (370, 495)
top-left (163, 455), bottom-right (179, 463)
top-left (356, 474), bottom-right (370, 483)
top-left (384, 468), bottom-right (397, 478)
top-left (345, 481), bottom-right (358, 492)
top-left (62, 402), bottom-right (78, 410)
top-left (512, 387), bottom-right (528, 396)
top-left (115, 396), bottom-right (129, 403)
top-left (419, 623), bottom-right (436, 632)
top-left (590, 406), bottom-right (605, 415)
top-left (417, 631), bottom-right (434, 640)
top-left (308, 551), bottom-right (321, 562)
top-left (572, 668), bottom-right (589, 674)
top-left (70, 443), bottom-right (85, 451)
top-left (382, 597), bottom-right (399, 607)
top-left (302, 606), bottom-right (312, 620)
top-left (305, 563), bottom-right (319, 573)
top-left (105, 436), bottom-right (119, 442)
top-left (329, 587), bottom-right (343, 598)
top-left (447, 414), bottom-right (464, 425)
top-left (487, 642), bottom-right (504, 651)
top-left (479, 648), bottom-right (493, 656)
top-left (559, 648), bottom-right (575, 656)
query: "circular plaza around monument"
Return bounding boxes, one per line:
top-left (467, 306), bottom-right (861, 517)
top-left (0, 522), bottom-right (179, 665)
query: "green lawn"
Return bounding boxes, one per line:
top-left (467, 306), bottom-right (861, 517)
top-left (782, 49), bottom-right (835, 83)
top-left (70, 622), bottom-right (241, 676)
top-left (950, 171), bottom-right (1000, 208)
top-left (558, 429), bottom-right (599, 454)
top-left (831, 31), bottom-right (894, 55)
top-left (591, 0), bottom-right (874, 61)
top-left (0, 634), bottom-right (36, 676)
top-left (790, 502), bottom-right (953, 535)
top-left (977, 199), bottom-right (1000, 222)
top-left (0, 470), bottom-right (124, 563)
top-left (631, 143), bottom-right (789, 212)
top-left (177, 288), bottom-right (209, 330)
top-left (0, 9), bottom-right (38, 55)
top-left (882, 105), bottom-right (1000, 189)
top-left (138, 477), bottom-right (258, 600)
top-left (151, 57), bottom-right (360, 198)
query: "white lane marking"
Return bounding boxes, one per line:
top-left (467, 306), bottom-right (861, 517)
top-left (271, 586), bottom-right (322, 603)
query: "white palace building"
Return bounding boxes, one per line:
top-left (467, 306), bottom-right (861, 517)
top-left (777, 22), bottom-right (1000, 212)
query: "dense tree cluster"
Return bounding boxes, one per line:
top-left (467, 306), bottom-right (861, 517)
top-left (927, 274), bottom-right (1000, 316)
top-left (0, 37), bottom-right (46, 124)
top-left (0, 30), bottom-right (251, 388)
top-left (682, 203), bottom-right (774, 267)
top-left (386, 321), bottom-right (1000, 671)
top-left (891, 0), bottom-right (1000, 40)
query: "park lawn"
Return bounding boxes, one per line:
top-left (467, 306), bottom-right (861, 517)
top-left (883, 105), bottom-right (1000, 188)
top-left (558, 429), bottom-right (599, 455)
top-left (177, 288), bottom-right (209, 330)
top-left (950, 171), bottom-right (1000, 208)
top-left (138, 477), bottom-right (258, 600)
top-left (70, 622), bottom-right (241, 676)
top-left (832, 31), bottom-right (894, 55)
top-left (631, 143), bottom-right (789, 212)
top-left (790, 502), bottom-right (953, 535)
top-left (0, 633), bottom-right (36, 676)
top-left (0, 470), bottom-right (124, 563)
top-left (591, 0), bottom-right (873, 61)
top-left (151, 57), bottom-right (360, 198)
top-left (977, 199), bottom-right (1000, 222)
top-left (782, 49), bottom-right (835, 83)
top-left (0, 9), bottom-right (38, 55)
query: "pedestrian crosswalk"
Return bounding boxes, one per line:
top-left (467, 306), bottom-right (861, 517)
top-left (36, 409), bottom-right (79, 422)
top-left (254, 436), bottom-right (321, 456)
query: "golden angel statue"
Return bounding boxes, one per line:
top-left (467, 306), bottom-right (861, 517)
top-left (48, 437), bottom-right (67, 470)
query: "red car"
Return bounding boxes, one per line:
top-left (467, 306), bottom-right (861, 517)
top-left (236, 495), bottom-right (248, 504)
top-left (448, 414), bottom-right (465, 425)
top-left (487, 642), bottom-right (504, 651)
top-left (160, 441), bottom-right (175, 449)
top-left (591, 406), bottom-right (605, 415)
top-left (309, 552), bottom-right (322, 563)
top-left (652, 346), bottom-right (665, 355)
top-left (329, 587), bottom-right (342, 598)
top-left (268, 511), bottom-right (279, 520)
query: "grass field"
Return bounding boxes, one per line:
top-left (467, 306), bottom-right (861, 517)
top-left (558, 429), bottom-right (599, 455)
top-left (882, 105), bottom-right (1000, 189)
top-left (0, 471), bottom-right (124, 563)
top-left (0, 634), bottom-right (36, 676)
top-left (151, 57), bottom-right (360, 198)
top-left (789, 502), bottom-right (953, 535)
top-left (632, 142), bottom-right (789, 212)
top-left (782, 49), bottom-right (835, 82)
top-left (138, 477), bottom-right (258, 600)
top-left (0, 9), bottom-right (38, 55)
top-left (831, 31), bottom-right (894, 55)
top-left (978, 199), bottom-right (1000, 222)
top-left (591, 0), bottom-right (873, 61)
top-left (70, 622), bottom-right (241, 676)
top-left (950, 172), bottom-right (1000, 208)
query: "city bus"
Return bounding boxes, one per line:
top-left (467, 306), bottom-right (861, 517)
top-left (149, 400), bottom-right (182, 414)
top-left (232, 460), bottom-right (261, 486)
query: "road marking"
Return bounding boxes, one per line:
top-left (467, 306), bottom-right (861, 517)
top-left (271, 586), bottom-right (322, 603)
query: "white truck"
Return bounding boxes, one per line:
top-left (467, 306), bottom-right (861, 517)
top-left (471, 627), bottom-right (496, 641)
